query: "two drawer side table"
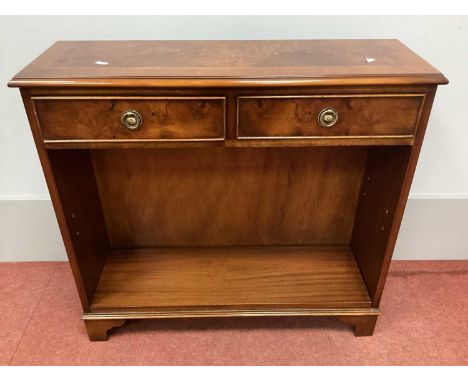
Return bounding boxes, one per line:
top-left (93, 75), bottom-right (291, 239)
top-left (9, 40), bottom-right (448, 340)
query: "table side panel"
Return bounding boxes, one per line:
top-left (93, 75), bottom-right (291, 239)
top-left (351, 86), bottom-right (438, 304)
top-left (47, 150), bottom-right (111, 305)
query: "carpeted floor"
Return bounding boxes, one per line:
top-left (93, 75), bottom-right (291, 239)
top-left (0, 260), bottom-right (467, 365)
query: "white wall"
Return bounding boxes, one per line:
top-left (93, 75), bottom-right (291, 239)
top-left (1, 16), bottom-right (467, 260)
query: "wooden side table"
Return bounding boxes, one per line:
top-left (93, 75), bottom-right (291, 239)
top-left (9, 40), bottom-right (448, 340)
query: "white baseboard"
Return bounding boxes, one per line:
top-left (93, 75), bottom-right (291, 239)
top-left (392, 198), bottom-right (468, 260)
top-left (0, 198), bottom-right (467, 261)
top-left (0, 198), bottom-right (66, 261)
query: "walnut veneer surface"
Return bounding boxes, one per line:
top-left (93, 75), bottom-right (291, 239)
top-left (10, 40), bottom-right (447, 86)
top-left (34, 97), bottom-right (226, 141)
top-left (9, 40), bottom-right (447, 340)
top-left (237, 95), bottom-right (424, 138)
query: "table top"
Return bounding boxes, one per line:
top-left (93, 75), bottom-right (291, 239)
top-left (9, 40), bottom-right (448, 88)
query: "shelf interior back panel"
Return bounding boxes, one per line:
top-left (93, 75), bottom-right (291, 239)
top-left (91, 246), bottom-right (372, 311)
top-left (91, 147), bottom-right (367, 247)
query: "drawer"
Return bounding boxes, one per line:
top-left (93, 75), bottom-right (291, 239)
top-left (33, 97), bottom-right (226, 141)
top-left (237, 95), bottom-right (424, 139)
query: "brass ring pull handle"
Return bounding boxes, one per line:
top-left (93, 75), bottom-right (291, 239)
top-left (121, 110), bottom-right (143, 130)
top-left (318, 108), bottom-right (338, 127)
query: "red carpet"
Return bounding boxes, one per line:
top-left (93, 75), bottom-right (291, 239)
top-left (0, 260), bottom-right (467, 365)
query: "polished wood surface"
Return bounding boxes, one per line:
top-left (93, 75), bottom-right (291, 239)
top-left (84, 319), bottom-right (126, 341)
top-left (8, 40), bottom-right (448, 88)
top-left (82, 307), bottom-right (380, 340)
top-left (20, 90), bottom-right (105, 310)
top-left (369, 87), bottom-right (438, 306)
top-left (48, 150), bottom-right (110, 305)
top-left (237, 95), bottom-right (423, 139)
top-left (12, 40), bottom-right (447, 340)
top-left (43, 136), bottom-right (415, 149)
top-left (33, 97), bottom-right (225, 141)
top-left (31, 86), bottom-right (434, 148)
top-left (91, 246), bottom-right (371, 311)
top-left (351, 146), bottom-right (411, 300)
top-left (91, 147), bottom-right (366, 247)
top-left (338, 314), bottom-right (378, 336)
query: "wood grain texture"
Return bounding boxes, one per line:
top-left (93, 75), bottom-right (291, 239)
top-left (350, 87), bottom-right (438, 305)
top-left (237, 95), bottom-right (423, 138)
top-left (367, 87), bottom-right (439, 306)
top-left (91, 147), bottom-right (367, 247)
top-left (43, 136), bottom-right (414, 149)
top-left (8, 40), bottom-right (448, 88)
top-left (83, 308), bottom-right (380, 339)
top-left (84, 308), bottom-right (380, 319)
top-left (33, 97), bottom-right (225, 141)
top-left (48, 150), bottom-right (110, 304)
top-left (12, 40), bottom-right (447, 339)
top-left (351, 146), bottom-right (411, 300)
top-left (338, 314), bottom-right (378, 336)
top-left (91, 246), bottom-right (372, 311)
top-left (84, 319), bottom-right (126, 341)
top-left (20, 90), bottom-right (101, 310)
top-left (27, 84), bottom-right (435, 97)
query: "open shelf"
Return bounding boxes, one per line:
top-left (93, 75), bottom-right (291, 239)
top-left (91, 246), bottom-right (371, 312)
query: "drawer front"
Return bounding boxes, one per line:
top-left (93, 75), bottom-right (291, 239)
top-left (237, 95), bottom-right (424, 139)
top-left (33, 97), bottom-right (226, 141)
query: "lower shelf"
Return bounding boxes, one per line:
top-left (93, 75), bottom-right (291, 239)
top-left (91, 246), bottom-right (372, 312)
